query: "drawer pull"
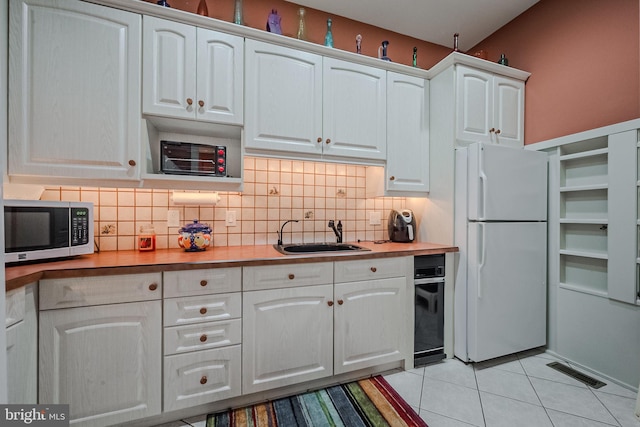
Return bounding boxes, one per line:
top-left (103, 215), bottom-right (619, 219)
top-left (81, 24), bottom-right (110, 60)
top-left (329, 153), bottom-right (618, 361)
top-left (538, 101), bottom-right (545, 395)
top-left (200, 307), bottom-right (207, 315)
top-left (370, 267), bottom-right (377, 273)
top-left (148, 283), bottom-right (158, 291)
top-left (337, 299), bottom-right (344, 305)
top-left (200, 376), bottom-right (207, 385)
top-left (200, 280), bottom-right (208, 287)
top-left (288, 274), bottom-right (295, 280)
top-left (327, 300), bottom-right (334, 307)
top-left (200, 334), bottom-right (207, 343)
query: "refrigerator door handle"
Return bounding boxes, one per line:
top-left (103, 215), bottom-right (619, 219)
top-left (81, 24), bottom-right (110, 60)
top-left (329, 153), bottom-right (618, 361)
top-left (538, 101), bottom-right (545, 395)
top-left (478, 148), bottom-right (487, 220)
top-left (477, 223), bottom-right (486, 298)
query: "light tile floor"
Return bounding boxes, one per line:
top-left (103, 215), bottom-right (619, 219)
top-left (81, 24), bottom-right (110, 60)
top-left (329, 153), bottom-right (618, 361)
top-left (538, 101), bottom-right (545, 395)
top-left (159, 350), bottom-right (640, 427)
top-left (385, 350), bottom-right (640, 427)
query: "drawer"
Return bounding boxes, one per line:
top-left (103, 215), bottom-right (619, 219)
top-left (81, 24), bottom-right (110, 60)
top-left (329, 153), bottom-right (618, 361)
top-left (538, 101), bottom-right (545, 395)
top-left (40, 273), bottom-right (162, 310)
top-left (6, 287), bottom-right (25, 327)
top-left (164, 292), bottom-right (241, 326)
top-left (164, 267), bottom-right (241, 298)
top-left (243, 262), bottom-right (333, 291)
top-left (164, 345), bottom-right (241, 412)
top-left (334, 256), bottom-right (410, 283)
top-left (164, 319), bottom-right (241, 355)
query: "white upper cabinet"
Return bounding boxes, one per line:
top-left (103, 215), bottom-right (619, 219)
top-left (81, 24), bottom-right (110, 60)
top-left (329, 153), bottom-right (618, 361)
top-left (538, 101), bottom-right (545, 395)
top-left (244, 40), bottom-right (323, 156)
top-left (322, 58), bottom-right (386, 160)
top-left (245, 39), bottom-right (386, 162)
top-left (384, 72), bottom-right (430, 194)
top-left (8, 0), bottom-right (141, 181)
top-left (143, 16), bottom-right (243, 125)
top-left (455, 65), bottom-right (524, 147)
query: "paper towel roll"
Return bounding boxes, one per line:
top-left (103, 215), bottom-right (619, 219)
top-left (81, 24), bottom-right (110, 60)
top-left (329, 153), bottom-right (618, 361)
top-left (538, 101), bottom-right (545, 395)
top-left (172, 191), bottom-right (220, 206)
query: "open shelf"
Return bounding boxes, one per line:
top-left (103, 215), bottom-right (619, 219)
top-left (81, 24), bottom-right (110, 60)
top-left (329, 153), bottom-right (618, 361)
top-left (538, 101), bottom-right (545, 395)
top-left (558, 136), bottom-right (608, 156)
top-left (142, 116), bottom-right (244, 191)
top-left (560, 223), bottom-right (608, 258)
top-left (559, 151), bottom-right (608, 188)
top-left (559, 188), bottom-right (608, 221)
top-left (559, 254), bottom-right (608, 295)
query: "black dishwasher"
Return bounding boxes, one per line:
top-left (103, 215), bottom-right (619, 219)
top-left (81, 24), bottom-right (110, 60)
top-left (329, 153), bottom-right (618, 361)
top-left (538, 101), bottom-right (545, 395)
top-left (414, 254), bottom-right (446, 366)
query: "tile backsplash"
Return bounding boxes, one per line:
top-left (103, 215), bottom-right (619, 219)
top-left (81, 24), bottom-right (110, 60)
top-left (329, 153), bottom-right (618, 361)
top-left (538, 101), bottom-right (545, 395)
top-left (39, 157), bottom-right (405, 251)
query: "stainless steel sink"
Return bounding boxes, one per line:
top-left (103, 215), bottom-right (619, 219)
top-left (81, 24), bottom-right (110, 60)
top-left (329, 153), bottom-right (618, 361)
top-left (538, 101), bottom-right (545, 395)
top-left (273, 242), bottom-right (371, 255)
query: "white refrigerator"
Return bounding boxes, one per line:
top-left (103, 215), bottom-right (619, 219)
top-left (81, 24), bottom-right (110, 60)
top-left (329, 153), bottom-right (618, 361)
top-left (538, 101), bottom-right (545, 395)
top-left (454, 142), bottom-right (548, 363)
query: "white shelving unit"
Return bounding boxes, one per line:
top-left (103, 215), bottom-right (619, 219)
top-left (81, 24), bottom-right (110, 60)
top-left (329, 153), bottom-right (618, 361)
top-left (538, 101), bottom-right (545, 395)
top-left (532, 119), bottom-right (640, 390)
top-left (557, 137), bottom-right (610, 296)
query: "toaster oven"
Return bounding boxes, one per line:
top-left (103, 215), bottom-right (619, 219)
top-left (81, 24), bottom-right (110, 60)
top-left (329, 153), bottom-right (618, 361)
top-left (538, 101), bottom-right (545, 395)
top-left (161, 141), bottom-right (227, 177)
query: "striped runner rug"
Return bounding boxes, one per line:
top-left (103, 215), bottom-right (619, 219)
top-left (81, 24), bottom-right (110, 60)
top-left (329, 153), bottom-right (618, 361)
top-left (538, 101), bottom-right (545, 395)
top-left (206, 375), bottom-right (428, 427)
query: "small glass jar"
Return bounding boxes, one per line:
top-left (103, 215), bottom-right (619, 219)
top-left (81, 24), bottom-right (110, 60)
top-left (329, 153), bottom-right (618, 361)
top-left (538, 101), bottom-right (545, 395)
top-left (139, 224), bottom-right (156, 251)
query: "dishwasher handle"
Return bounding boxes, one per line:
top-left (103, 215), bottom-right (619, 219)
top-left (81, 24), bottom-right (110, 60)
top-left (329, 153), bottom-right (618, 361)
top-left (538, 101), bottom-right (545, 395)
top-left (415, 277), bottom-right (445, 285)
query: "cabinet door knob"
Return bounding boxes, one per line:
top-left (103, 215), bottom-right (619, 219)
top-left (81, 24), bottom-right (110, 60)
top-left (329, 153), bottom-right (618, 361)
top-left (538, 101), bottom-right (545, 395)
top-left (148, 283), bottom-right (158, 291)
top-left (327, 300), bottom-right (334, 307)
top-left (494, 129), bottom-right (501, 135)
top-left (389, 176), bottom-right (395, 181)
top-left (317, 137), bottom-right (322, 143)
top-left (200, 280), bottom-right (208, 287)
top-left (128, 160), bottom-right (136, 167)
top-left (200, 376), bottom-right (207, 385)
top-left (200, 307), bottom-right (207, 315)
top-left (186, 98), bottom-right (193, 105)
top-left (489, 127), bottom-right (495, 133)
top-left (198, 100), bottom-right (205, 108)
top-left (288, 274), bottom-right (295, 280)
top-left (325, 138), bottom-right (331, 144)
top-left (200, 334), bottom-right (207, 342)
top-left (337, 299), bottom-right (344, 305)
top-left (370, 267), bottom-right (377, 273)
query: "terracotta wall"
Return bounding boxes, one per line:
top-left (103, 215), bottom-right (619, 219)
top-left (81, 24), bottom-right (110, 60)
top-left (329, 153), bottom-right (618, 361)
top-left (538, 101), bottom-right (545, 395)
top-left (143, 0), bottom-right (452, 69)
top-left (469, 0), bottom-right (640, 144)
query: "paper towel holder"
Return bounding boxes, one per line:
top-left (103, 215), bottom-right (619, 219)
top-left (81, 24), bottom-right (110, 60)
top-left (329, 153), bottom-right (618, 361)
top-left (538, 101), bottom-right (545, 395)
top-left (171, 191), bottom-right (221, 206)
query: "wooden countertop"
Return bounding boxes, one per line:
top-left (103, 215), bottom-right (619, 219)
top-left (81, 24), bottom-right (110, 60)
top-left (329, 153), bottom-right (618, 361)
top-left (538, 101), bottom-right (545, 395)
top-left (5, 241), bottom-right (458, 291)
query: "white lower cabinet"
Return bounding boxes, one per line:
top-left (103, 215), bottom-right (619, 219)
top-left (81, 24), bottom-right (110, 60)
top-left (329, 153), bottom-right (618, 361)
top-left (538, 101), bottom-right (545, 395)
top-left (6, 284), bottom-right (37, 404)
top-left (163, 268), bottom-right (242, 411)
top-left (334, 277), bottom-right (407, 374)
top-left (334, 257), bottom-right (410, 374)
top-left (39, 301), bottom-right (162, 427)
top-left (242, 257), bottom-right (411, 394)
top-left (38, 273), bottom-right (162, 427)
top-left (242, 284), bottom-right (334, 394)
top-left (164, 345), bottom-right (242, 412)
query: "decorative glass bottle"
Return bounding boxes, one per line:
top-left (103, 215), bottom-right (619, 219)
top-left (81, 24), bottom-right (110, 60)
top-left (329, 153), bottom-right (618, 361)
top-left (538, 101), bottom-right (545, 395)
top-left (324, 18), bottom-right (333, 48)
top-left (296, 8), bottom-right (307, 40)
top-left (196, 0), bottom-right (208, 16)
top-left (233, 0), bottom-right (244, 25)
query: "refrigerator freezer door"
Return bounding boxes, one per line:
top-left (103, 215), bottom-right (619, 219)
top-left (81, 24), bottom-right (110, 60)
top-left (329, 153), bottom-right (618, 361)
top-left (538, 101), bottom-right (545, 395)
top-left (467, 221), bottom-right (547, 362)
top-left (467, 143), bottom-right (548, 221)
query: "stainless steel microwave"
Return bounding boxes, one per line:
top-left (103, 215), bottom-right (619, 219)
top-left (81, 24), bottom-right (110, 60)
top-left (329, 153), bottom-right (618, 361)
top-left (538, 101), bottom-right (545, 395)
top-left (4, 200), bottom-right (94, 263)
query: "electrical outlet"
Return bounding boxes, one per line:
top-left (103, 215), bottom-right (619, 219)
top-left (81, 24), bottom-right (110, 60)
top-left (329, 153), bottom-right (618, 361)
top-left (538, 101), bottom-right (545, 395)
top-left (167, 210), bottom-right (180, 227)
top-left (226, 210), bottom-right (237, 226)
top-left (369, 211), bottom-right (381, 226)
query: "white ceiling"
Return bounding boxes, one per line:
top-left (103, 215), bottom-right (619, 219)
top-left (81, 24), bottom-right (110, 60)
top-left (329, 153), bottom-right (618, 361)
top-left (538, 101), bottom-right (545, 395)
top-left (285, 0), bottom-right (539, 52)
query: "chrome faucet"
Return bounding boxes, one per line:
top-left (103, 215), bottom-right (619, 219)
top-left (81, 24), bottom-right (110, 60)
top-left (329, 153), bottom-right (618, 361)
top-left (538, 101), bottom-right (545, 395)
top-left (277, 219), bottom-right (299, 246)
top-left (328, 220), bottom-right (343, 243)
